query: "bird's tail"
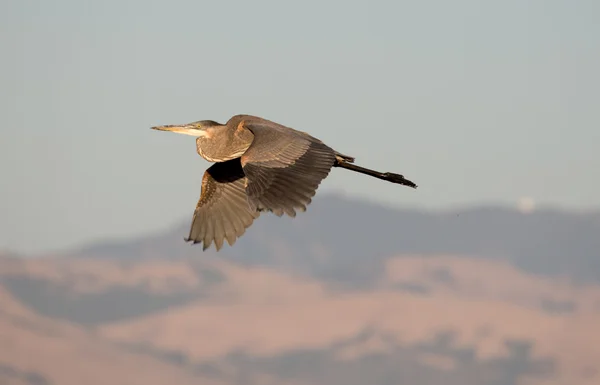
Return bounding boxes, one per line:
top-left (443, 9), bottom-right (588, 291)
top-left (334, 158), bottom-right (417, 189)
top-left (334, 151), bottom-right (355, 163)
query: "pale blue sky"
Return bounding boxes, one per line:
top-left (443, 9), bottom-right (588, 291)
top-left (1, 0), bottom-right (599, 254)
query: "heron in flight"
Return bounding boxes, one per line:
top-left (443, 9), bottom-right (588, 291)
top-left (152, 114), bottom-right (417, 251)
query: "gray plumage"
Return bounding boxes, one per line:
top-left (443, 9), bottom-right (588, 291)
top-left (152, 114), bottom-right (417, 251)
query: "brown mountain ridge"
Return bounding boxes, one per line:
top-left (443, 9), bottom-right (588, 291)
top-left (2, 195), bottom-right (599, 385)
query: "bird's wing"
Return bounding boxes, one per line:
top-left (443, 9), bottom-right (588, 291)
top-left (186, 158), bottom-right (260, 251)
top-left (239, 119), bottom-right (337, 217)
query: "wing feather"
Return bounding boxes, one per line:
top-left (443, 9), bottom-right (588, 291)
top-left (238, 119), bottom-right (337, 216)
top-left (185, 158), bottom-right (260, 251)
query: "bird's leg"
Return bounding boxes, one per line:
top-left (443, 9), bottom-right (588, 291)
top-left (334, 159), bottom-right (417, 189)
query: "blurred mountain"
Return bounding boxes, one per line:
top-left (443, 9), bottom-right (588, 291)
top-left (2, 254), bottom-right (600, 385)
top-left (66, 194), bottom-right (600, 286)
top-left (2, 193), bottom-right (600, 385)
top-left (0, 275), bottom-right (225, 385)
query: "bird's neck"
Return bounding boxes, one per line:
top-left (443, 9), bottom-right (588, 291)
top-left (195, 127), bottom-right (252, 162)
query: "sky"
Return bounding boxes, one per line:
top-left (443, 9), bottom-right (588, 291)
top-left (1, 0), bottom-right (599, 254)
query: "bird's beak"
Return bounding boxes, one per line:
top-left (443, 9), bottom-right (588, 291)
top-left (150, 124), bottom-right (207, 137)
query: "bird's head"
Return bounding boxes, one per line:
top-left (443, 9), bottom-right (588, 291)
top-left (151, 120), bottom-right (221, 137)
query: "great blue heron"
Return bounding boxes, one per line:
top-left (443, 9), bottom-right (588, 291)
top-left (152, 114), bottom-right (417, 251)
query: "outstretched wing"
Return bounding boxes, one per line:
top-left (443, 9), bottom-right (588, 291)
top-left (238, 119), bottom-right (337, 217)
top-left (186, 158), bottom-right (260, 251)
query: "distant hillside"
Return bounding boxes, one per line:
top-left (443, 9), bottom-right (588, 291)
top-left (65, 194), bottom-right (600, 286)
top-left (2, 255), bottom-right (600, 385)
top-left (3, 194), bottom-right (600, 385)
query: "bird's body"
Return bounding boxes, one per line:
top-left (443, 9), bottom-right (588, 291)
top-left (152, 114), bottom-right (417, 251)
